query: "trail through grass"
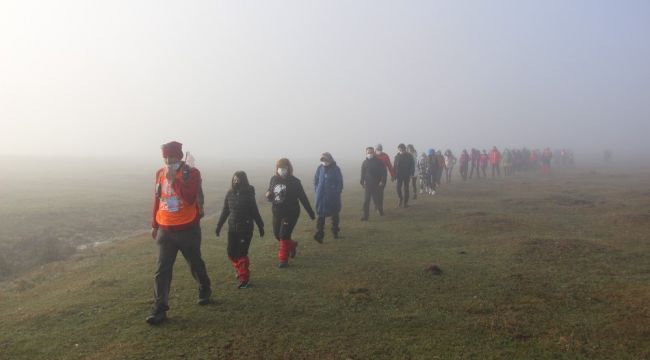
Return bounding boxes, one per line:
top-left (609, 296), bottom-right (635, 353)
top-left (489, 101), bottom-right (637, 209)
top-left (0, 169), bottom-right (648, 359)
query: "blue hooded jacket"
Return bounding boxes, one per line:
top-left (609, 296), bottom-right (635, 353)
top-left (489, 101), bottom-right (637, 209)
top-left (314, 162), bottom-right (343, 217)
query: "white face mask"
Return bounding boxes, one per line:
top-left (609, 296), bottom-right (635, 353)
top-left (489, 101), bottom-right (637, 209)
top-left (167, 163), bottom-right (181, 172)
top-left (321, 161), bottom-right (328, 166)
top-left (277, 168), bottom-right (288, 177)
top-left (376, 150), bottom-right (382, 155)
top-left (366, 154), bottom-right (374, 159)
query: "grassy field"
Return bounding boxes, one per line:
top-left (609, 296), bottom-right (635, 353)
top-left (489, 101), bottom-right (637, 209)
top-left (0, 165), bottom-right (648, 359)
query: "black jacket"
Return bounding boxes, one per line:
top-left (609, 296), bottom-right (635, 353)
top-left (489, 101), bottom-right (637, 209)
top-left (394, 152), bottom-right (415, 179)
top-left (266, 175), bottom-right (315, 218)
top-left (216, 185), bottom-right (264, 234)
top-left (361, 157), bottom-right (387, 187)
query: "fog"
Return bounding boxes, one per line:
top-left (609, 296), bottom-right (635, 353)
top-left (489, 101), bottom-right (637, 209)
top-left (1, 0), bottom-right (649, 162)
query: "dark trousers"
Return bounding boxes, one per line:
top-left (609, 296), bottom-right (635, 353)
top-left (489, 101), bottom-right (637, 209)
top-left (363, 185), bottom-right (382, 218)
top-left (460, 164), bottom-right (468, 180)
top-left (410, 176), bottom-right (417, 198)
top-left (428, 173), bottom-right (437, 190)
top-left (316, 214), bottom-right (340, 234)
top-left (491, 164), bottom-right (500, 177)
top-left (272, 211), bottom-right (299, 240)
top-left (470, 163), bottom-right (479, 178)
top-left (227, 231), bottom-right (252, 258)
top-left (227, 231), bottom-right (252, 282)
top-left (396, 177), bottom-right (410, 205)
top-left (376, 184), bottom-right (386, 211)
top-left (153, 225), bottom-right (211, 312)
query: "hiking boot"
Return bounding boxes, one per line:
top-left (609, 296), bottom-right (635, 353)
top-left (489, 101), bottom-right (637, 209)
top-left (197, 287), bottom-right (212, 305)
top-left (238, 280), bottom-right (250, 289)
top-left (360, 217), bottom-right (368, 221)
top-left (278, 261), bottom-right (289, 268)
top-left (290, 241), bottom-right (298, 258)
top-left (332, 231), bottom-right (339, 239)
top-left (378, 209), bottom-right (384, 216)
top-left (146, 309), bottom-right (167, 325)
top-left (314, 231), bottom-right (324, 244)
top-left (397, 199), bottom-right (403, 208)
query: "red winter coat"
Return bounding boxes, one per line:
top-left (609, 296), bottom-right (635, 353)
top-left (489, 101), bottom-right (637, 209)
top-left (489, 150), bottom-right (501, 165)
top-left (375, 152), bottom-right (396, 178)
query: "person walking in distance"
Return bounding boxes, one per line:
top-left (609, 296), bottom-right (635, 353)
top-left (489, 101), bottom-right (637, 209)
top-left (469, 148), bottom-right (480, 179)
top-left (444, 149), bottom-right (457, 184)
top-left (394, 143), bottom-right (415, 208)
top-left (459, 149), bottom-right (469, 181)
top-left (374, 144), bottom-right (395, 213)
top-left (480, 149), bottom-right (489, 178)
top-left (265, 158), bottom-right (316, 268)
top-left (427, 149), bottom-right (439, 195)
top-left (541, 147), bottom-right (553, 175)
top-left (435, 150), bottom-right (446, 187)
top-left (407, 144), bottom-right (418, 200)
top-left (313, 152), bottom-right (343, 243)
top-left (147, 141), bottom-right (212, 325)
top-left (489, 146), bottom-right (501, 177)
top-left (215, 171), bottom-right (264, 289)
top-left (502, 148), bottom-right (512, 177)
top-left (361, 147), bottom-right (388, 220)
top-left (417, 152), bottom-right (431, 194)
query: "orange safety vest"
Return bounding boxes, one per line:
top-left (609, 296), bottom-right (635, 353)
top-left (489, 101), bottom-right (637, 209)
top-left (155, 169), bottom-right (198, 227)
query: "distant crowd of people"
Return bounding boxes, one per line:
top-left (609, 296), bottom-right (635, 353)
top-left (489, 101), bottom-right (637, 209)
top-left (145, 140), bottom-right (572, 325)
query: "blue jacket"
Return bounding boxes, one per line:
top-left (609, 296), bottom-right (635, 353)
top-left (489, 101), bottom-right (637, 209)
top-left (314, 163), bottom-right (343, 217)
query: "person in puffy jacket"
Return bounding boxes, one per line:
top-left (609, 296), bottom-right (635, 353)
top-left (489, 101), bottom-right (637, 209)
top-left (265, 158), bottom-right (315, 268)
top-left (216, 171), bottom-right (264, 289)
top-left (313, 152), bottom-right (343, 243)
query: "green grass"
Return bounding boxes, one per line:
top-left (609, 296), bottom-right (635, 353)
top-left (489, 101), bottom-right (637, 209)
top-left (0, 168), bottom-right (648, 359)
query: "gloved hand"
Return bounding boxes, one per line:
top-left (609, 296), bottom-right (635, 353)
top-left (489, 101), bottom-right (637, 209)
top-left (259, 227), bottom-right (265, 237)
top-left (215, 226), bottom-right (221, 237)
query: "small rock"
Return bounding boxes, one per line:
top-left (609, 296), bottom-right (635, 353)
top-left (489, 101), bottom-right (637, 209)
top-left (424, 264), bottom-right (443, 275)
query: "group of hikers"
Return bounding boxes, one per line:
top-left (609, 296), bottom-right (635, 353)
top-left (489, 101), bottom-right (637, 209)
top-left (148, 141), bottom-right (342, 325)
top-left (146, 141), bottom-right (561, 325)
top-left (455, 146), bottom-right (557, 179)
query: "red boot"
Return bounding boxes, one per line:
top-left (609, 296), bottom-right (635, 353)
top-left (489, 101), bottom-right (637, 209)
top-left (236, 256), bottom-right (250, 288)
top-left (278, 240), bottom-right (289, 267)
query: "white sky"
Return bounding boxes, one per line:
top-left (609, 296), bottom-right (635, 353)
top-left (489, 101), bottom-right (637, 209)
top-left (1, 0), bottom-right (649, 160)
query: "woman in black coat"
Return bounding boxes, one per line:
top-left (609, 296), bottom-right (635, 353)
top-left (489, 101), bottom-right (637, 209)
top-left (216, 171), bottom-right (264, 288)
top-left (265, 158), bottom-right (315, 268)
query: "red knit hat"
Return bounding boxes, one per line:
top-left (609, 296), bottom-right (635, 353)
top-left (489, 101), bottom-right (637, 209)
top-left (161, 141), bottom-right (183, 159)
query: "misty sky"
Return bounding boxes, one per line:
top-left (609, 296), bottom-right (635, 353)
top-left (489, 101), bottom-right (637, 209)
top-left (1, 0), bottom-right (649, 160)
